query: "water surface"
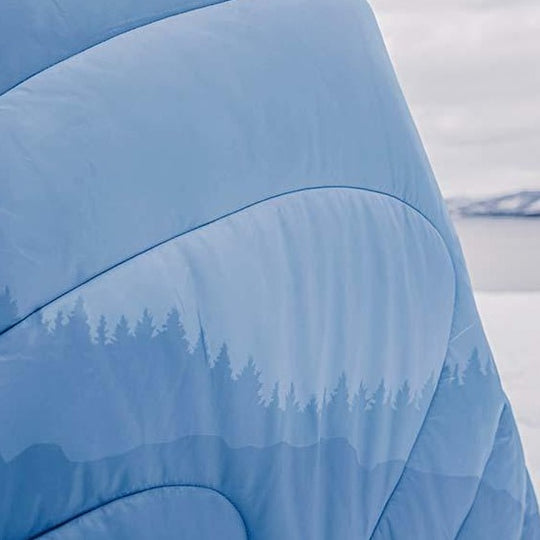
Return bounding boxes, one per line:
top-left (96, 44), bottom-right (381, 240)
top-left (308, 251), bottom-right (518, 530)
top-left (454, 217), bottom-right (540, 292)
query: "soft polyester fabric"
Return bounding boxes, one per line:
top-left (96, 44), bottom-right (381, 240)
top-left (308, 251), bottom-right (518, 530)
top-left (0, 0), bottom-right (537, 538)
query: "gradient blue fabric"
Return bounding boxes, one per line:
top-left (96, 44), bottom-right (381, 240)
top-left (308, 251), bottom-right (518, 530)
top-left (0, 0), bottom-right (537, 538)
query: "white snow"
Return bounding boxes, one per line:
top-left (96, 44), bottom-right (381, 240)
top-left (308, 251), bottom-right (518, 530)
top-left (476, 292), bottom-right (540, 492)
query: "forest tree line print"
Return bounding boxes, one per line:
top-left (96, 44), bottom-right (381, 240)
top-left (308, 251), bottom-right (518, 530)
top-left (0, 286), bottom-right (496, 462)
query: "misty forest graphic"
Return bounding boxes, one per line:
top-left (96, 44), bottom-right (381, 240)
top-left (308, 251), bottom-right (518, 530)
top-left (0, 286), bottom-right (497, 462)
top-left (2, 286), bottom-right (537, 540)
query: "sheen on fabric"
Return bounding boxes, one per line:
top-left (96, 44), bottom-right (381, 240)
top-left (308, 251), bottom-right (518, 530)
top-left (0, 0), bottom-right (537, 538)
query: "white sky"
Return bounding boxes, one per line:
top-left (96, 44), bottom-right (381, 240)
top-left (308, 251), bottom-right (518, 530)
top-left (370, 0), bottom-right (540, 197)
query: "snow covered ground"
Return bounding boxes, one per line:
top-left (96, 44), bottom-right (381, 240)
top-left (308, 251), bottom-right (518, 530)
top-left (455, 211), bottom-right (540, 492)
top-left (476, 292), bottom-right (540, 492)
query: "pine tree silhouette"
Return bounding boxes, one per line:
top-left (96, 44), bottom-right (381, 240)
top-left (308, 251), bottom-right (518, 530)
top-left (113, 315), bottom-right (130, 341)
top-left (415, 371), bottom-right (436, 411)
top-left (350, 382), bottom-right (370, 447)
top-left (393, 380), bottom-right (412, 411)
top-left (265, 382), bottom-right (283, 443)
top-left (45, 298), bottom-right (92, 365)
top-left (110, 315), bottom-right (134, 372)
top-left (364, 379), bottom-right (390, 461)
top-left (133, 309), bottom-right (155, 366)
top-left (212, 344), bottom-right (233, 395)
top-left (391, 380), bottom-right (415, 454)
top-left (135, 309), bottom-right (155, 343)
top-left (462, 348), bottom-right (484, 379)
top-left (303, 395), bottom-right (320, 442)
top-left (352, 382), bottom-right (371, 414)
top-left (96, 315), bottom-right (108, 347)
top-left (326, 373), bottom-right (350, 437)
top-left (112, 315), bottom-right (132, 353)
top-left (53, 310), bottom-right (64, 329)
top-left (49, 309), bottom-right (67, 359)
top-left (284, 382), bottom-right (301, 441)
top-left (285, 382), bottom-right (300, 415)
top-left (319, 388), bottom-right (329, 437)
top-left (267, 382), bottom-right (281, 411)
top-left (159, 308), bottom-right (189, 362)
top-left (227, 357), bottom-right (264, 444)
top-left (369, 380), bottom-right (387, 411)
top-left (235, 358), bottom-right (263, 410)
top-left (65, 297), bottom-right (90, 338)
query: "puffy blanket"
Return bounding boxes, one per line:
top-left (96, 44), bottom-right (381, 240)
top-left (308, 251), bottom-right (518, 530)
top-left (0, 0), bottom-right (537, 538)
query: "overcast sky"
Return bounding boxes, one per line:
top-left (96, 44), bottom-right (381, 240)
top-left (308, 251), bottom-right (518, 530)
top-left (370, 0), bottom-right (540, 197)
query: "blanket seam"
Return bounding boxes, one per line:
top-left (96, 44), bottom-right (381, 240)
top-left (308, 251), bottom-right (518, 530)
top-left (0, 185), bottom-right (454, 339)
top-left (0, 0), bottom-right (235, 98)
top-left (31, 483), bottom-right (249, 539)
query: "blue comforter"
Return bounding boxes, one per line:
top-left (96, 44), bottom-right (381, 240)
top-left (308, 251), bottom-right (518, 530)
top-left (0, 0), bottom-right (537, 537)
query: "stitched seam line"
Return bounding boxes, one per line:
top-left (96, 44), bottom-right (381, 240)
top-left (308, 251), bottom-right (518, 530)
top-left (31, 483), bottom-right (249, 539)
top-left (453, 403), bottom-right (507, 539)
top-left (0, 185), bottom-right (454, 338)
top-left (0, 0), bottom-right (234, 98)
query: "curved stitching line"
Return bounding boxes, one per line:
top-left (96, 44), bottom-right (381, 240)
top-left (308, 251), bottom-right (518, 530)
top-left (0, 0), bottom-right (234, 99)
top-left (367, 259), bottom-right (459, 539)
top-left (31, 483), bottom-right (249, 539)
top-left (0, 185), bottom-right (454, 338)
top-left (453, 403), bottom-right (507, 539)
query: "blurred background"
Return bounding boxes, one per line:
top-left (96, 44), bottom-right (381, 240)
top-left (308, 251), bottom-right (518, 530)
top-left (371, 0), bottom-right (540, 490)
